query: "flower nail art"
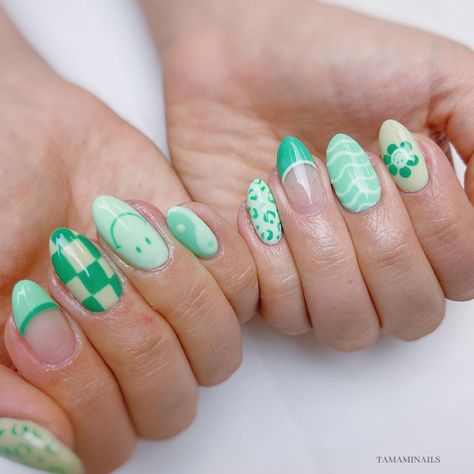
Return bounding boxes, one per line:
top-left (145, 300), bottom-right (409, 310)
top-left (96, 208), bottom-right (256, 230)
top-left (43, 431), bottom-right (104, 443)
top-left (379, 119), bottom-right (428, 192)
top-left (383, 141), bottom-right (419, 178)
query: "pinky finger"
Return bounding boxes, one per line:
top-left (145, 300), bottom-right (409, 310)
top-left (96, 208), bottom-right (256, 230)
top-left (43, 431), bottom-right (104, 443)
top-left (0, 365), bottom-right (83, 473)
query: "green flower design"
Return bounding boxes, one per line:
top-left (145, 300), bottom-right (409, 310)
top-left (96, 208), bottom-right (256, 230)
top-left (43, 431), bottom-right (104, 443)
top-left (383, 141), bottom-right (419, 178)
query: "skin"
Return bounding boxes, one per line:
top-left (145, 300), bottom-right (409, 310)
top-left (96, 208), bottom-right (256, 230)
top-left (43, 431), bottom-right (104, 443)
top-left (0, 8), bottom-right (257, 472)
top-left (142, 0), bottom-right (474, 342)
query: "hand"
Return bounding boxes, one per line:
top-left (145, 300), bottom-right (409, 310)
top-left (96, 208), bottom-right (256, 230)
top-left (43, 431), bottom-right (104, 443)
top-left (143, 0), bottom-right (474, 344)
top-left (0, 9), bottom-right (257, 473)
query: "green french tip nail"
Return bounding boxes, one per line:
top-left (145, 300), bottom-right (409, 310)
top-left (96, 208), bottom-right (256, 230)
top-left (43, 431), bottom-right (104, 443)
top-left (12, 280), bottom-right (58, 336)
top-left (166, 207), bottom-right (218, 258)
top-left (326, 133), bottom-right (381, 213)
top-left (50, 228), bottom-right (123, 312)
top-left (0, 417), bottom-right (84, 473)
top-left (92, 196), bottom-right (169, 270)
top-left (277, 136), bottom-right (317, 183)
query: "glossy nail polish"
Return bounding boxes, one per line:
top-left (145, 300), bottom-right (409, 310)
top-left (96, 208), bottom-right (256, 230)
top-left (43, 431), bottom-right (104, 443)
top-left (50, 228), bottom-right (123, 312)
top-left (12, 281), bottom-right (77, 365)
top-left (166, 207), bottom-right (218, 258)
top-left (0, 417), bottom-right (83, 473)
top-left (379, 119), bottom-right (428, 192)
top-left (277, 136), bottom-right (324, 214)
top-left (326, 134), bottom-right (381, 213)
top-left (92, 196), bottom-right (169, 270)
top-left (247, 179), bottom-right (282, 245)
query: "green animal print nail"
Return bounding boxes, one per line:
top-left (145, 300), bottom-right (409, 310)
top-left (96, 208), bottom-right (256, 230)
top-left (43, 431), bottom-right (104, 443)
top-left (0, 418), bottom-right (83, 473)
top-left (247, 179), bottom-right (282, 245)
top-left (50, 228), bottom-right (123, 312)
top-left (166, 206), bottom-right (218, 258)
top-left (326, 134), bottom-right (381, 213)
top-left (92, 196), bottom-right (169, 270)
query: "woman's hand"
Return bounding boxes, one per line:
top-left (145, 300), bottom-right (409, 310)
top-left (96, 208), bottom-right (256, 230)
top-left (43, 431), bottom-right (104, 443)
top-left (142, 0), bottom-right (474, 345)
top-left (0, 9), bottom-right (257, 473)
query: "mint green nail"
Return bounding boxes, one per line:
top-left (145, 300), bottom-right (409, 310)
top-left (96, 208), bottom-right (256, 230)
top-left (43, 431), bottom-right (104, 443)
top-left (0, 417), bottom-right (84, 473)
top-left (92, 196), bottom-right (169, 270)
top-left (12, 281), bottom-right (58, 336)
top-left (166, 207), bottom-right (218, 258)
top-left (326, 134), bottom-right (381, 213)
top-left (277, 136), bottom-right (317, 182)
top-left (247, 179), bottom-right (282, 245)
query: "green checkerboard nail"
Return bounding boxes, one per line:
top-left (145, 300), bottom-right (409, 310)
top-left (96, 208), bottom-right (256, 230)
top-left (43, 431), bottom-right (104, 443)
top-left (50, 228), bottom-right (123, 312)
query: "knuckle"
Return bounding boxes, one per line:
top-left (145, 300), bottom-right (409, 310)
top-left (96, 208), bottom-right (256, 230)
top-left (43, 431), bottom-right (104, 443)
top-left (367, 235), bottom-right (415, 272)
top-left (388, 294), bottom-right (446, 341)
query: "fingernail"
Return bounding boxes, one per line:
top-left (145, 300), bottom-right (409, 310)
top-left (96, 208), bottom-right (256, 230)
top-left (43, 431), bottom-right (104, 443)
top-left (247, 179), bottom-right (282, 245)
top-left (379, 119), bottom-right (428, 192)
top-left (277, 136), bottom-right (324, 214)
top-left (12, 281), bottom-right (77, 365)
top-left (50, 228), bottom-right (123, 312)
top-left (0, 417), bottom-right (83, 473)
top-left (326, 133), bottom-right (381, 213)
top-left (166, 207), bottom-right (218, 258)
top-left (92, 195), bottom-right (169, 270)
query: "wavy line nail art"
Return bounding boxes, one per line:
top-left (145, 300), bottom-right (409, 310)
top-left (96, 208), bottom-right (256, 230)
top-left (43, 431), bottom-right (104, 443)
top-left (326, 134), bottom-right (381, 213)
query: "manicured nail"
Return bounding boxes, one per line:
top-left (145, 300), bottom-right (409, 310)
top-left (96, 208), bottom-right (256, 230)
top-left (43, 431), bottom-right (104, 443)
top-left (0, 417), bottom-right (83, 473)
top-left (379, 119), bottom-right (428, 192)
top-left (326, 133), bottom-right (381, 213)
top-left (277, 136), bottom-right (324, 214)
top-left (92, 196), bottom-right (169, 270)
top-left (247, 179), bottom-right (282, 245)
top-left (50, 228), bottom-right (123, 312)
top-left (12, 281), bottom-right (76, 365)
top-left (166, 207), bottom-right (218, 258)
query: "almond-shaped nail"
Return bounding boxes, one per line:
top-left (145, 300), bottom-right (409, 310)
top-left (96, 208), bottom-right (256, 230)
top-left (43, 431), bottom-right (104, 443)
top-left (0, 417), bottom-right (83, 473)
top-left (326, 133), bottom-right (381, 213)
top-left (92, 196), bottom-right (169, 270)
top-left (247, 179), bottom-right (282, 245)
top-left (12, 281), bottom-right (77, 365)
top-left (50, 228), bottom-right (123, 312)
top-left (166, 206), bottom-right (218, 258)
top-left (277, 136), bottom-right (324, 214)
top-left (379, 119), bottom-right (428, 192)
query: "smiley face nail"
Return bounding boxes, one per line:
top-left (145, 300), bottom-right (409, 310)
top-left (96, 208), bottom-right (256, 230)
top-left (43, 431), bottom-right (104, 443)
top-left (92, 196), bottom-right (169, 270)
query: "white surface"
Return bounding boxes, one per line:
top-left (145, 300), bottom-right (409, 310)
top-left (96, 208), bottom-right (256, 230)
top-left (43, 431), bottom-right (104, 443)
top-left (1, 0), bottom-right (474, 473)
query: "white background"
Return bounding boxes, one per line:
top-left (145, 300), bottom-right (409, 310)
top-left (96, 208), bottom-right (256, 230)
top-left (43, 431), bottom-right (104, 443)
top-left (1, 1), bottom-right (473, 473)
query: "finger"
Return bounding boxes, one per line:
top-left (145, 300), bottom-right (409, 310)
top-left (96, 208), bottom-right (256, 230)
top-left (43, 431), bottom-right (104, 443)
top-left (48, 228), bottom-right (198, 440)
top-left (166, 203), bottom-right (259, 324)
top-left (5, 280), bottom-right (136, 474)
top-left (326, 133), bottom-right (445, 340)
top-left (237, 179), bottom-right (310, 335)
top-left (269, 137), bottom-right (380, 351)
top-left (0, 365), bottom-right (83, 473)
top-left (379, 121), bottom-right (474, 301)
top-left (92, 196), bottom-right (242, 386)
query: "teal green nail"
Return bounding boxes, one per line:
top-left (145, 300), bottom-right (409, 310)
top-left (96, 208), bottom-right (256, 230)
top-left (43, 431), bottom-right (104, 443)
top-left (166, 207), bottom-right (218, 258)
top-left (12, 280), bottom-right (58, 336)
top-left (277, 136), bottom-right (317, 181)
top-left (0, 418), bottom-right (84, 473)
top-left (92, 196), bottom-right (169, 270)
top-left (326, 134), bottom-right (381, 213)
top-left (247, 179), bottom-right (282, 245)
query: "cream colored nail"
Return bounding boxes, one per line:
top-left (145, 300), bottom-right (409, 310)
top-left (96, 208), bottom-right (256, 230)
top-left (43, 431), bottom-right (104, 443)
top-left (379, 119), bottom-right (428, 192)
